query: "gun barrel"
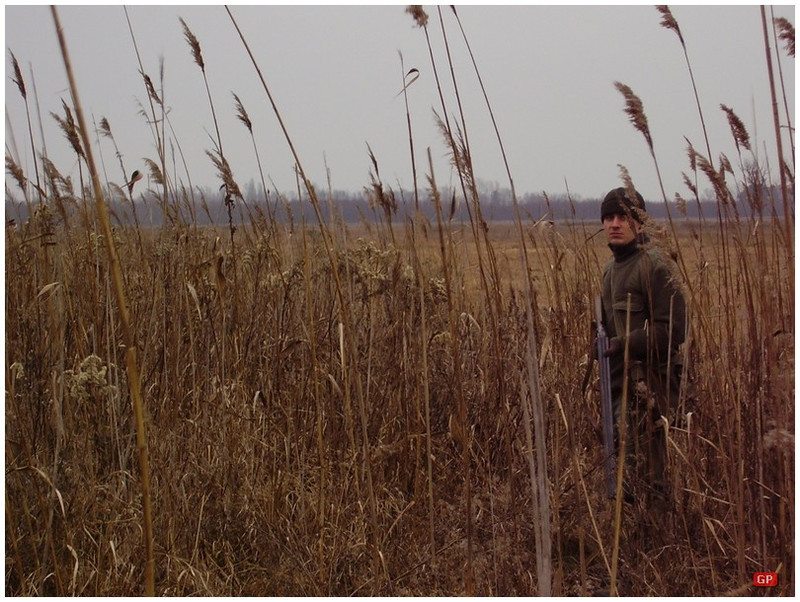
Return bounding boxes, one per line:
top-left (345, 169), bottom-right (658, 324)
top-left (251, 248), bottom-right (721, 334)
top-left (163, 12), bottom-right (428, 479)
top-left (595, 297), bottom-right (616, 499)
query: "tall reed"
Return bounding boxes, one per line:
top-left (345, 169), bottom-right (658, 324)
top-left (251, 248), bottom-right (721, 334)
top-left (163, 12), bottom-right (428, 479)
top-left (50, 6), bottom-right (154, 595)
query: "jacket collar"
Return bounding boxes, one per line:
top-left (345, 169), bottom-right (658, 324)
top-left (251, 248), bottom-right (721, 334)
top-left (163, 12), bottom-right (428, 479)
top-left (609, 233), bottom-right (649, 262)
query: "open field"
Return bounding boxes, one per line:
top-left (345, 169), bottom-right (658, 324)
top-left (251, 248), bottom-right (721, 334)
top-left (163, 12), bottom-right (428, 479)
top-left (5, 206), bottom-right (794, 595)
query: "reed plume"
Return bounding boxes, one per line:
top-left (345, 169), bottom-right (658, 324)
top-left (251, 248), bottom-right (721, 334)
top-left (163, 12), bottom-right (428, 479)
top-left (124, 5), bottom-right (171, 217)
top-left (233, 92), bottom-right (252, 132)
top-left (614, 82), bottom-right (652, 152)
top-left (142, 72), bottom-right (162, 106)
top-left (8, 50), bottom-right (44, 203)
top-left (774, 17), bottom-right (795, 56)
top-left (759, 6), bottom-right (793, 254)
top-left (6, 154), bottom-right (26, 192)
top-left (233, 91), bottom-right (276, 230)
top-left (180, 18), bottom-right (224, 158)
top-left (656, 5), bottom-right (714, 165)
top-left (9, 50), bottom-right (26, 99)
top-left (143, 157), bottom-right (165, 188)
top-left (406, 5), bottom-right (429, 28)
top-left (51, 100), bottom-right (85, 160)
top-left (770, 11), bottom-right (794, 170)
top-left (720, 104), bottom-right (751, 154)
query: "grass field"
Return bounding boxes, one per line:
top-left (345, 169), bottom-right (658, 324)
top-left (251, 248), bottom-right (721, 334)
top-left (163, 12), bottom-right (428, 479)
top-left (5, 5), bottom-right (794, 596)
top-left (5, 205), bottom-right (794, 595)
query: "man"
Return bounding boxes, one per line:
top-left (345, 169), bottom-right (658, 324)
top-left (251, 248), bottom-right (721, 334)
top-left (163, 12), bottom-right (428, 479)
top-left (598, 186), bottom-right (686, 505)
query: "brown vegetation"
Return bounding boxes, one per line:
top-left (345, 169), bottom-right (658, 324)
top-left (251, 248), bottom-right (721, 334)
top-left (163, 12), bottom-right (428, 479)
top-left (5, 5), bottom-right (794, 597)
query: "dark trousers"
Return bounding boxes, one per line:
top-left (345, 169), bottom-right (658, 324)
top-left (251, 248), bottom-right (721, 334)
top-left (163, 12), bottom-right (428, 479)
top-left (613, 361), bottom-right (680, 500)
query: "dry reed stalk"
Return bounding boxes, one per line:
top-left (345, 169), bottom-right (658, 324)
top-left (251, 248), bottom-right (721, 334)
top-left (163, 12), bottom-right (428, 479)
top-left (50, 7), bottom-right (154, 595)
top-left (656, 5), bottom-right (714, 164)
top-left (759, 6), bottom-right (793, 257)
top-left (9, 51), bottom-right (44, 204)
top-left (124, 7), bottom-right (175, 221)
top-left (444, 10), bottom-right (558, 592)
top-left (422, 10), bottom-right (551, 591)
top-left (418, 8), bottom-right (502, 356)
top-left (771, 12), bottom-right (795, 168)
top-left (427, 146), bottom-right (475, 594)
top-left (519, 344), bottom-right (552, 596)
top-left (226, 8), bottom-right (387, 591)
top-left (233, 92), bottom-right (276, 234)
top-left (397, 53), bottom-right (421, 212)
top-left (180, 17), bottom-right (222, 160)
top-left (182, 17), bottom-right (243, 348)
top-left (609, 294), bottom-right (631, 597)
top-left (298, 189), bottom-right (328, 536)
top-left (97, 117), bottom-right (144, 247)
top-left (5, 489), bottom-right (27, 595)
top-left (408, 220), bottom-right (437, 568)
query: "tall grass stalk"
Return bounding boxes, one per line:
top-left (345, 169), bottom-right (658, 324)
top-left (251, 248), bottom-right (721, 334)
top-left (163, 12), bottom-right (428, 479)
top-left (448, 5), bottom-right (553, 593)
top-left (427, 147), bottom-right (474, 593)
top-left (50, 7), bottom-right (155, 595)
top-left (396, 47), bottom-right (436, 570)
top-left (609, 295), bottom-right (631, 597)
top-left (9, 52), bottom-right (43, 204)
top-left (226, 7), bottom-right (386, 591)
top-left (770, 12), bottom-right (794, 167)
top-left (759, 5), bottom-right (793, 256)
top-left (233, 92), bottom-right (276, 236)
top-left (656, 5), bottom-right (714, 164)
top-left (398, 54), bottom-right (421, 212)
top-left (124, 6), bottom-right (173, 223)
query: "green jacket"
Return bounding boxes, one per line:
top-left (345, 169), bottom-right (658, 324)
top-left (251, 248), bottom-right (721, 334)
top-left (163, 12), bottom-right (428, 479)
top-left (601, 239), bottom-right (686, 411)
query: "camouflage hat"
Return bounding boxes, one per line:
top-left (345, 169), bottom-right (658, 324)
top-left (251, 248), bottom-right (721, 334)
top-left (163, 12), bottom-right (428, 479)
top-left (601, 187), bottom-right (646, 223)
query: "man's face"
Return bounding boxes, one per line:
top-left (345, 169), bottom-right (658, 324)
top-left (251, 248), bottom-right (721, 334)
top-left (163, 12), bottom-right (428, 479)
top-left (603, 212), bottom-right (638, 247)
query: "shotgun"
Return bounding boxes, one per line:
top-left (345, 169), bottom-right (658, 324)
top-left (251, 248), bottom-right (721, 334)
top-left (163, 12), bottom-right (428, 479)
top-left (595, 295), bottom-right (616, 499)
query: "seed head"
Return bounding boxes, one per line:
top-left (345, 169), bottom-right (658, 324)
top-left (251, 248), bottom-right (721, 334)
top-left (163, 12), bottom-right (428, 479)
top-left (144, 157), bottom-right (165, 187)
top-left (656, 5), bottom-right (685, 45)
top-left (180, 18), bottom-right (205, 70)
top-left (98, 117), bottom-right (112, 138)
top-left (233, 93), bottom-right (252, 133)
top-left (9, 51), bottom-right (26, 100)
top-left (51, 100), bottom-right (85, 159)
top-left (614, 82), bottom-right (652, 151)
top-left (720, 104), bottom-right (751, 153)
top-left (674, 192), bottom-right (687, 216)
top-left (406, 5), bottom-right (429, 28)
top-left (206, 148), bottom-right (242, 203)
top-left (684, 138), bottom-right (698, 172)
top-left (719, 153), bottom-right (733, 176)
top-left (141, 71), bottom-right (162, 105)
top-left (696, 153), bottom-right (730, 205)
top-left (6, 153), bottom-right (26, 191)
top-left (681, 172), bottom-right (698, 198)
top-left (774, 17), bottom-right (795, 57)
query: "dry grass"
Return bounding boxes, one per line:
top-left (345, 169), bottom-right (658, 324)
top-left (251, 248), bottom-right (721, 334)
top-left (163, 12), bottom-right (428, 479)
top-left (5, 5), bottom-right (794, 597)
top-left (5, 210), bottom-right (794, 596)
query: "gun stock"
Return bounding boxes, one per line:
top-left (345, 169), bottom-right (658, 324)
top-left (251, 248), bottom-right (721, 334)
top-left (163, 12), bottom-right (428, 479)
top-left (595, 296), bottom-right (616, 499)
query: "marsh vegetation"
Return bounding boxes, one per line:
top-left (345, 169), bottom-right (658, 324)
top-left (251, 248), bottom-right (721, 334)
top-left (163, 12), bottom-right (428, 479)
top-left (5, 5), bottom-right (794, 596)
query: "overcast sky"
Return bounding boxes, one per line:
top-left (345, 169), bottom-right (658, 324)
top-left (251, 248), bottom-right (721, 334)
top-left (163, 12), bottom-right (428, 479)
top-left (4, 4), bottom-right (796, 205)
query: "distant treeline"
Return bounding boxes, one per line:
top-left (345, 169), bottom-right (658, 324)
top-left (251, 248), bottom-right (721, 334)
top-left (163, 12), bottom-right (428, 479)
top-left (5, 182), bottom-right (790, 228)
